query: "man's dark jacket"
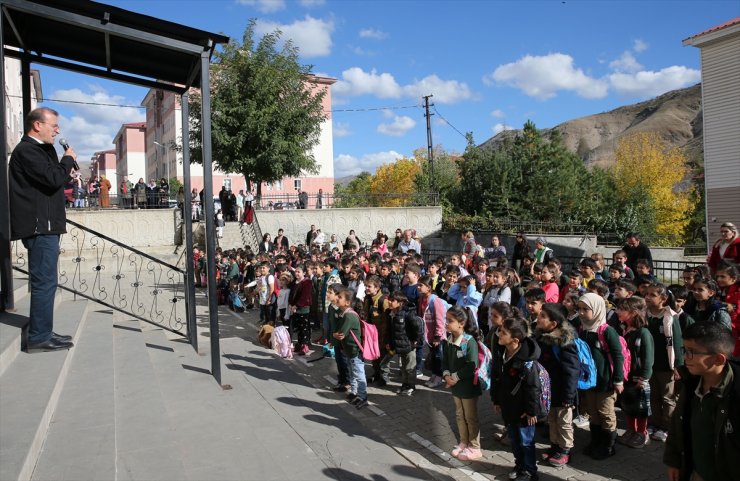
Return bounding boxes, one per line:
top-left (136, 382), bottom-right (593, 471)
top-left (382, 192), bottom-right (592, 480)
top-left (9, 136), bottom-right (75, 240)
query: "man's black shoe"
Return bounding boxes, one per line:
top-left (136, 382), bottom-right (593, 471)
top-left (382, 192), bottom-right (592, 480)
top-left (27, 338), bottom-right (74, 353)
top-left (52, 332), bottom-right (72, 341)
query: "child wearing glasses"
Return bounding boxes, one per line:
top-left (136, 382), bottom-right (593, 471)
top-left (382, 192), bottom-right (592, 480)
top-left (664, 322), bottom-right (740, 481)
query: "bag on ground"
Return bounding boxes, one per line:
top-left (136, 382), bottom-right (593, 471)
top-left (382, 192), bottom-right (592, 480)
top-left (271, 325), bottom-right (293, 359)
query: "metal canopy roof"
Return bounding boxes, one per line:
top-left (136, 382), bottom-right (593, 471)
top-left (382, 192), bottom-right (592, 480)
top-left (1, 0), bottom-right (229, 92)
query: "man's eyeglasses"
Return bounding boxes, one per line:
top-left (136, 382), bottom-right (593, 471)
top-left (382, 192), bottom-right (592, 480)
top-left (681, 346), bottom-right (714, 360)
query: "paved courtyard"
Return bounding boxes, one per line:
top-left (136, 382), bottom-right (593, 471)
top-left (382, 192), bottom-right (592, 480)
top-left (215, 304), bottom-right (668, 481)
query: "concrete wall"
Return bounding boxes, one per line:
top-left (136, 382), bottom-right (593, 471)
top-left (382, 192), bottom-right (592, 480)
top-left (254, 207), bottom-right (443, 247)
top-left (63, 209), bottom-right (177, 253)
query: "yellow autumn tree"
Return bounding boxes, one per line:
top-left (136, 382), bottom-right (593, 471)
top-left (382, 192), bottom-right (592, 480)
top-left (612, 132), bottom-right (694, 238)
top-left (370, 157), bottom-right (421, 207)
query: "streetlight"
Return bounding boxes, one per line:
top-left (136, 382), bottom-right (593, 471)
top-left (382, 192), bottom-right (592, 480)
top-left (153, 141), bottom-right (170, 183)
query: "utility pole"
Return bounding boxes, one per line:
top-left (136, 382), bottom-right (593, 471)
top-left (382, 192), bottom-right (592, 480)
top-left (423, 94), bottom-right (435, 196)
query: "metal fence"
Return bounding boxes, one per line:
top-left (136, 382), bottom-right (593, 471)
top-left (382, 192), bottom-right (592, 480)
top-left (66, 192), bottom-right (176, 210)
top-left (421, 248), bottom-right (705, 286)
top-left (252, 192), bottom-right (440, 210)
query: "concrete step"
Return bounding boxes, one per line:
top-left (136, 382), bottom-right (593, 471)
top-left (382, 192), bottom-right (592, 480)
top-left (0, 298), bottom-right (90, 481)
top-left (31, 307), bottom-right (116, 481)
top-left (112, 314), bottom-right (188, 481)
top-left (0, 279), bottom-right (63, 379)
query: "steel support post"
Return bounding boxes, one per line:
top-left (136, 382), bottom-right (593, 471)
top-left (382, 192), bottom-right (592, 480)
top-left (200, 52), bottom-right (221, 385)
top-left (181, 91), bottom-right (197, 353)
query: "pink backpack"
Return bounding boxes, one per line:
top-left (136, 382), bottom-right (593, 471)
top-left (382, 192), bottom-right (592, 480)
top-left (271, 325), bottom-right (293, 359)
top-left (597, 324), bottom-right (631, 382)
top-left (347, 309), bottom-right (380, 361)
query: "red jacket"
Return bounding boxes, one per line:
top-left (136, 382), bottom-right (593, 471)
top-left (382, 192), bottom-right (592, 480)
top-left (722, 284), bottom-right (740, 356)
top-left (708, 237), bottom-right (740, 273)
top-left (289, 278), bottom-right (313, 309)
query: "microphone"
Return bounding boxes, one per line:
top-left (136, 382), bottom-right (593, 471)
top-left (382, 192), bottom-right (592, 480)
top-left (58, 138), bottom-right (80, 170)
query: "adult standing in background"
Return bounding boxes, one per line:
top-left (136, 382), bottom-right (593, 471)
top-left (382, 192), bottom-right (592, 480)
top-left (274, 228), bottom-right (290, 252)
top-left (344, 229), bottom-right (361, 252)
top-left (298, 189), bottom-right (309, 209)
top-left (398, 229), bottom-right (422, 254)
top-left (484, 235), bottom-right (507, 266)
top-left (9, 107), bottom-right (76, 352)
top-left (708, 222), bottom-right (740, 273)
top-left (392, 228), bottom-right (403, 251)
top-left (622, 232), bottom-right (653, 273)
top-left (533, 237), bottom-right (554, 265)
top-left (236, 190), bottom-right (245, 222)
top-left (99, 174), bottom-right (111, 208)
top-left (316, 188), bottom-right (323, 209)
top-left (306, 224), bottom-right (317, 246)
top-left (512, 232), bottom-right (531, 270)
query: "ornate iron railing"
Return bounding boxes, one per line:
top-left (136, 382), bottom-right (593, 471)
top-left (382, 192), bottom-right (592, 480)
top-left (12, 219), bottom-right (189, 338)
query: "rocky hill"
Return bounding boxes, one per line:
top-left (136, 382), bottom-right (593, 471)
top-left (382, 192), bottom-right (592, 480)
top-left (480, 83), bottom-right (703, 167)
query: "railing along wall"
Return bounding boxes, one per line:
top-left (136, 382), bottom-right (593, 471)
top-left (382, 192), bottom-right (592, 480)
top-left (12, 219), bottom-right (189, 338)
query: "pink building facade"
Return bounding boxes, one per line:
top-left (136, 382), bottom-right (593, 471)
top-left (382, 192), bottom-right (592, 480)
top-left (140, 75), bottom-right (336, 202)
top-left (113, 122), bottom-right (147, 191)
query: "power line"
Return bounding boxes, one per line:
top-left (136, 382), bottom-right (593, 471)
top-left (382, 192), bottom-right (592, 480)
top-left (432, 105), bottom-right (467, 139)
top-left (8, 94), bottom-right (421, 114)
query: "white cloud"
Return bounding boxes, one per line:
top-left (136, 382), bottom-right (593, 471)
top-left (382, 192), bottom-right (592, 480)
top-left (333, 67), bottom-right (474, 104)
top-left (609, 51), bottom-right (643, 73)
top-left (47, 86), bottom-right (144, 164)
top-left (334, 150), bottom-right (404, 177)
top-left (334, 121), bottom-right (351, 137)
top-left (359, 28), bottom-right (388, 40)
top-left (350, 45), bottom-right (376, 56)
top-left (403, 75), bottom-right (475, 104)
top-left (333, 67), bottom-right (402, 98)
top-left (235, 0), bottom-right (285, 13)
top-left (492, 123), bottom-right (514, 135)
top-left (255, 16), bottom-right (334, 57)
top-left (633, 39), bottom-right (648, 52)
top-left (609, 66), bottom-right (701, 98)
top-left (377, 115), bottom-right (416, 137)
top-left (490, 109), bottom-right (505, 118)
top-left (485, 53), bottom-right (608, 100)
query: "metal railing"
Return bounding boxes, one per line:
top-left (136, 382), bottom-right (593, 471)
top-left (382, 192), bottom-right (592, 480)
top-left (421, 248), bottom-right (705, 286)
top-left (441, 217), bottom-right (595, 235)
top-left (65, 192), bottom-right (176, 210)
top-left (251, 192), bottom-right (440, 209)
top-left (12, 219), bottom-right (190, 338)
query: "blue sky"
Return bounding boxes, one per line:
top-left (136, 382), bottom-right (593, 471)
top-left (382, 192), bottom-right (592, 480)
top-left (37, 0), bottom-right (739, 177)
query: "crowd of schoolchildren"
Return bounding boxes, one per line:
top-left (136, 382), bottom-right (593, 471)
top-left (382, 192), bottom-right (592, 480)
top-left (193, 226), bottom-right (740, 481)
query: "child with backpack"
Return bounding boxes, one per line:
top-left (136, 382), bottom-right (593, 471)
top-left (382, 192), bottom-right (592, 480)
top-left (418, 275), bottom-right (449, 388)
top-left (577, 293), bottom-right (625, 460)
top-left (443, 306), bottom-right (484, 462)
top-left (615, 297), bottom-right (654, 449)
top-left (535, 303), bottom-right (581, 467)
top-left (491, 316), bottom-right (545, 480)
top-left (379, 291), bottom-right (423, 395)
top-left (327, 283), bottom-right (351, 391)
top-left (644, 282), bottom-right (684, 443)
top-left (363, 275), bottom-right (389, 385)
top-left (333, 286), bottom-right (369, 409)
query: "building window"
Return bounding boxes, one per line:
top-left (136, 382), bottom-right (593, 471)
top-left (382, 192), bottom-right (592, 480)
top-left (293, 179), bottom-right (301, 191)
top-left (223, 178), bottom-right (232, 191)
top-left (273, 180), bottom-right (283, 191)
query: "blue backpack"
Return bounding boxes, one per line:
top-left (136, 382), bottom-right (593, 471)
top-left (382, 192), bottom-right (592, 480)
top-left (460, 334), bottom-right (493, 391)
top-left (553, 337), bottom-right (597, 390)
top-left (229, 291), bottom-right (245, 313)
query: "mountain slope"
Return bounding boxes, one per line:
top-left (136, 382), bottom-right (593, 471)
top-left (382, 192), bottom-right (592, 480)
top-left (480, 84), bottom-right (703, 167)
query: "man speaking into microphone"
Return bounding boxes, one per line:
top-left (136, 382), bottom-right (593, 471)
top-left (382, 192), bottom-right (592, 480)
top-left (9, 107), bottom-right (77, 352)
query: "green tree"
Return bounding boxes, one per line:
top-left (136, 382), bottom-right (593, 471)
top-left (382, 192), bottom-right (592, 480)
top-left (333, 172), bottom-right (372, 207)
top-left (412, 146), bottom-right (459, 205)
top-left (188, 20), bottom-right (327, 197)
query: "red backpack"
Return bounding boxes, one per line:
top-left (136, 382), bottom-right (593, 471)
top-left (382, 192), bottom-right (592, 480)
top-left (347, 309), bottom-right (381, 361)
top-left (597, 324), bottom-right (631, 382)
